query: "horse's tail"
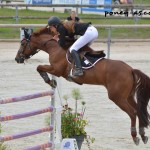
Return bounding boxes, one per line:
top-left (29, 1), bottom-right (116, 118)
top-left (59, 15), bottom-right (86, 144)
top-left (133, 69), bottom-right (150, 128)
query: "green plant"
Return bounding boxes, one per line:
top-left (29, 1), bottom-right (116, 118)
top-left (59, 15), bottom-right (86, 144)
top-left (61, 101), bottom-right (87, 138)
top-left (0, 143), bottom-right (7, 150)
top-left (61, 88), bottom-right (95, 148)
top-left (61, 88), bottom-right (86, 138)
top-left (0, 113), bottom-right (7, 150)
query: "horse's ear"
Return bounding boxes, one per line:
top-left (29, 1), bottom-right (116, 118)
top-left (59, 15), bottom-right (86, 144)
top-left (24, 28), bottom-right (33, 40)
top-left (24, 29), bottom-right (28, 39)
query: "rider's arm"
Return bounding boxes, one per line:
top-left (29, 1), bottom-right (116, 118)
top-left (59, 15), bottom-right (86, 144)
top-left (52, 34), bottom-right (59, 41)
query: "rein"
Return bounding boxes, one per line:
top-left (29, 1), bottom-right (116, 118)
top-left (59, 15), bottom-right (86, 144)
top-left (43, 39), bottom-right (57, 47)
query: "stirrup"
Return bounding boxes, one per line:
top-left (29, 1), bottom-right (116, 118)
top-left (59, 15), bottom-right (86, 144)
top-left (73, 68), bottom-right (83, 76)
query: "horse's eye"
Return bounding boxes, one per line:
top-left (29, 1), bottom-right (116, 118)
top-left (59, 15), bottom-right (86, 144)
top-left (21, 42), bottom-right (24, 46)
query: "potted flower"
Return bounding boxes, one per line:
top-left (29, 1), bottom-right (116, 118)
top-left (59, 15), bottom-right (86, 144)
top-left (61, 88), bottom-right (95, 150)
top-left (45, 88), bottom-right (95, 150)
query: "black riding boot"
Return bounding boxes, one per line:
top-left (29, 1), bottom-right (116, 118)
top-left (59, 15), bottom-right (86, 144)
top-left (71, 50), bottom-right (83, 76)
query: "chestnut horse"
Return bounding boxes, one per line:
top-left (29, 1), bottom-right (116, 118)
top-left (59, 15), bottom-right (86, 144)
top-left (15, 27), bottom-right (150, 145)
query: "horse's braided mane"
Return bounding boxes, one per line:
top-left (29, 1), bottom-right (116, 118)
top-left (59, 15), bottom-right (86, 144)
top-left (33, 25), bottom-right (52, 36)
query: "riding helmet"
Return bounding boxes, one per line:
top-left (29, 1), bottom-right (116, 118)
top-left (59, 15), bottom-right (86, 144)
top-left (48, 16), bottom-right (61, 26)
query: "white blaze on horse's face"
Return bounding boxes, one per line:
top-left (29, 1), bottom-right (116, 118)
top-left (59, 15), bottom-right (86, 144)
top-left (20, 28), bottom-right (25, 40)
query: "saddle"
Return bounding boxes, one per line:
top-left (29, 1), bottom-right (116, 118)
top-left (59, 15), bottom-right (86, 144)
top-left (67, 46), bottom-right (106, 69)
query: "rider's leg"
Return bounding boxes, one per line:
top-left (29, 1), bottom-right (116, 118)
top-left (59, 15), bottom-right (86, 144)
top-left (70, 25), bottom-right (98, 76)
top-left (71, 50), bottom-right (83, 76)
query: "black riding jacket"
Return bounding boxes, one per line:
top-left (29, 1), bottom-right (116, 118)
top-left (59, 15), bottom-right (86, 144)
top-left (57, 22), bottom-right (91, 48)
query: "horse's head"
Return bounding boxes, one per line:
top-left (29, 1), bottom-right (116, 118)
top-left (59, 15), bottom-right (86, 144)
top-left (15, 28), bottom-right (35, 63)
top-left (15, 27), bottom-right (53, 63)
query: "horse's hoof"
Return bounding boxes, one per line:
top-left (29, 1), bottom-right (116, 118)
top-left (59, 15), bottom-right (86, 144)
top-left (142, 136), bottom-right (148, 144)
top-left (49, 80), bottom-right (57, 88)
top-left (133, 137), bottom-right (140, 145)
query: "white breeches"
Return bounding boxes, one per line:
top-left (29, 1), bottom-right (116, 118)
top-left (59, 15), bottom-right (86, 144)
top-left (69, 25), bottom-right (98, 52)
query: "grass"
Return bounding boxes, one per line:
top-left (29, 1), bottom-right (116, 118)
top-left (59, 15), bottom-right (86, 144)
top-left (134, 0), bottom-right (150, 4)
top-left (0, 6), bottom-right (150, 39)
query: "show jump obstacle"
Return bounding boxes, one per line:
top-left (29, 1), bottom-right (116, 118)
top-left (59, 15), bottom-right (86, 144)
top-left (0, 89), bottom-right (79, 150)
top-left (0, 90), bottom-right (61, 150)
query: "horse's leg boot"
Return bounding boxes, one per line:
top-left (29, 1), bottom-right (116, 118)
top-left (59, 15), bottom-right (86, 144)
top-left (71, 50), bottom-right (83, 76)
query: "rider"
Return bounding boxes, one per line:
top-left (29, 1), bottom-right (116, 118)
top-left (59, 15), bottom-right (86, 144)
top-left (47, 16), bottom-right (98, 77)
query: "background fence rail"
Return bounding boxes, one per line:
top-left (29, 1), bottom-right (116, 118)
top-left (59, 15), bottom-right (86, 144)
top-left (0, 24), bottom-right (149, 58)
top-left (0, 24), bottom-right (150, 28)
top-left (0, 4), bottom-right (150, 9)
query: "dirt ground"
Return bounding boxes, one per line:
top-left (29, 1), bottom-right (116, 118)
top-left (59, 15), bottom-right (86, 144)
top-left (0, 41), bottom-right (150, 150)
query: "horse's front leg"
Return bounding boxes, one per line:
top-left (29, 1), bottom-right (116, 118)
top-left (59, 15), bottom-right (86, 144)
top-left (37, 65), bottom-right (57, 88)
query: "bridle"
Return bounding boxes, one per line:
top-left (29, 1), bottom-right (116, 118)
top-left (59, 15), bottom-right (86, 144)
top-left (19, 37), bottom-right (40, 60)
top-left (18, 27), bottom-right (55, 61)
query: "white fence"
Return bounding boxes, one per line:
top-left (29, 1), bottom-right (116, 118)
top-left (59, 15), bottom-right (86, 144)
top-left (0, 24), bottom-right (150, 28)
top-left (0, 24), bottom-right (150, 58)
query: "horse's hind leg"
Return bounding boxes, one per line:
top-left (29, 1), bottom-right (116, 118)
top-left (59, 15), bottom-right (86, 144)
top-left (37, 65), bottom-right (57, 88)
top-left (127, 95), bottom-right (140, 145)
top-left (139, 123), bottom-right (148, 144)
top-left (128, 96), bottom-right (148, 144)
top-left (112, 96), bottom-right (140, 145)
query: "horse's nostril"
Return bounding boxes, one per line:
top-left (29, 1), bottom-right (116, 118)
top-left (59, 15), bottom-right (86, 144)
top-left (15, 57), bottom-right (18, 62)
top-left (15, 57), bottom-right (24, 63)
